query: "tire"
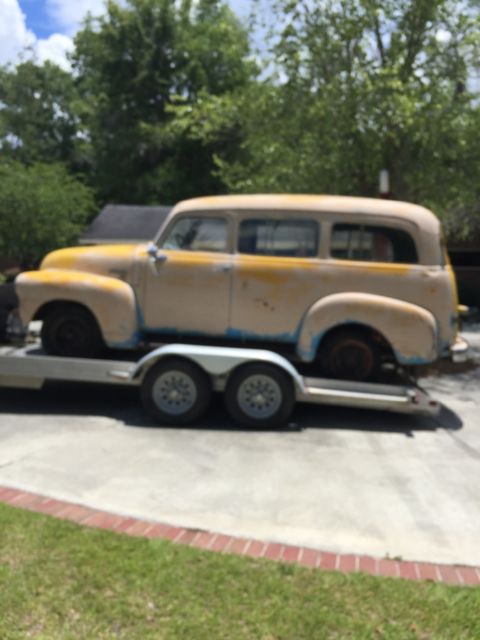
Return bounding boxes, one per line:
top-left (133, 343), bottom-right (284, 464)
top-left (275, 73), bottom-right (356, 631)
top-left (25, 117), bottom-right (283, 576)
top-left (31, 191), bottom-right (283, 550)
top-left (319, 329), bottom-right (380, 381)
top-left (140, 358), bottom-right (212, 425)
top-left (41, 305), bottom-right (104, 357)
top-left (225, 363), bottom-right (295, 427)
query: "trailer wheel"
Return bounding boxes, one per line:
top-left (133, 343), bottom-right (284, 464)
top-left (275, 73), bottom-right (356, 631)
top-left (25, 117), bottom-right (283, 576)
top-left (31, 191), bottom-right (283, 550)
top-left (141, 358), bottom-right (212, 425)
top-left (41, 305), bottom-right (103, 357)
top-left (225, 363), bottom-right (295, 427)
top-left (319, 328), bottom-right (380, 381)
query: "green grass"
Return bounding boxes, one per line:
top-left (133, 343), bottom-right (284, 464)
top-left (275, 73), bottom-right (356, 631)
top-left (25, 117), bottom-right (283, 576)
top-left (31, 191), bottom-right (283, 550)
top-left (1, 503), bottom-right (479, 639)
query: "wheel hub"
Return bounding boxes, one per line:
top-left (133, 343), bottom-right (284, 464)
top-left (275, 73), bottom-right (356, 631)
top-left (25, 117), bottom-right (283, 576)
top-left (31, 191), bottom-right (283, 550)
top-left (330, 340), bottom-right (374, 380)
top-left (237, 374), bottom-right (282, 420)
top-left (152, 370), bottom-right (197, 415)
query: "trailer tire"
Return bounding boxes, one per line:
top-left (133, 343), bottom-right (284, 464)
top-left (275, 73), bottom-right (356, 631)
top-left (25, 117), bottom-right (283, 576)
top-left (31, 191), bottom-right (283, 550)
top-left (225, 363), bottom-right (295, 427)
top-left (41, 305), bottom-right (103, 358)
top-left (141, 358), bottom-right (212, 425)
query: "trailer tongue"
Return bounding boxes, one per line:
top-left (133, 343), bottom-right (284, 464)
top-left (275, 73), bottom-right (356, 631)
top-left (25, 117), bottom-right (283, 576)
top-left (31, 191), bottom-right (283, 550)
top-left (0, 343), bottom-right (439, 426)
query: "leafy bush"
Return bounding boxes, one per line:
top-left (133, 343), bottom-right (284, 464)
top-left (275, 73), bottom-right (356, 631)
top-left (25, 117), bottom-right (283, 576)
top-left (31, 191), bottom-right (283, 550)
top-left (0, 161), bottom-right (95, 268)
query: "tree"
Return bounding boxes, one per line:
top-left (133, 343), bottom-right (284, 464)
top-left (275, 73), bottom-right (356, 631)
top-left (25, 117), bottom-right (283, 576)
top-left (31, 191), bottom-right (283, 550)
top-left (0, 61), bottom-right (80, 169)
top-left (0, 162), bottom-right (96, 268)
top-left (72, 0), bottom-right (256, 204)
top-left (203, 0), bottom-right (480, 232)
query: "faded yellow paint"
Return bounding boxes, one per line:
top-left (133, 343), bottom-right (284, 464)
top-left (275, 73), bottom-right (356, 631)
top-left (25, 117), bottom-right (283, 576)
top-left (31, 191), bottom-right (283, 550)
top-left (15, 193), bottom-right (462, 364)
top-left (326, 259), bottom-right (415, 276)
top-left (41, 244), bottom-right (140, 270)
top-left (297, 293), bottom-right (437, 363)
top-left (16, 269), bottom-right (137, 345)
top-left (231, 249), bottom-right (455, 354)
top-left (21, 269), bottom-right (128, 292)
top-left (141, 250), bottom-right (232, 334)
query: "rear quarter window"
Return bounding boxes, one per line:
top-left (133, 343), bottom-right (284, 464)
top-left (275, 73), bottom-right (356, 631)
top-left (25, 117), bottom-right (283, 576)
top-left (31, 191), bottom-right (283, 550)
top-left (330, 224), bottom-right (418, 264)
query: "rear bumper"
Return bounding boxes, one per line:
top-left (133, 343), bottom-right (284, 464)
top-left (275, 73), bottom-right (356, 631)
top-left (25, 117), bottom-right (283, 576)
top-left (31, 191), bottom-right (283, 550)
top-left (450, 334), bottom-right (470, 363)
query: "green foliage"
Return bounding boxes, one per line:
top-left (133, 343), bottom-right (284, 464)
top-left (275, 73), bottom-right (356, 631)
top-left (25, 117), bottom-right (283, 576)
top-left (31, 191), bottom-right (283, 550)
top-left (0, 61), bottom-right (80, 168)
top-left (0, 162), bottom-right (95, 268)
top-left (1, 0), bottom-right (480, 241)
top-left (72, 0), bottom-right (256, 204)
top-left (196, 0), bottom-right (480, 237)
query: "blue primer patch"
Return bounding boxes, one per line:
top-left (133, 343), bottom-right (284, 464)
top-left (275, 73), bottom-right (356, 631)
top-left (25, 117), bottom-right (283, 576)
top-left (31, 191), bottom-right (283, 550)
top-left (138, 325), bottom-right (300, 343)
top-left (136, 304), bottom-right (146, 327)
top-left (109, 332), bottom-right (142, 349)
top-left (393, 351), bottom-right (433, 366)
top-left (296, 319), bottom-right (375, 363)
top-left (141, 326), bottom-right (215, 339)
top-left (296, 332), bottom-right (326, 363)
top-left (440, 341), bottom-right (453, 358)
top-left (108, 301), bottom-right (145, 349)
top-left (225, 327), bottom-right (298, 343)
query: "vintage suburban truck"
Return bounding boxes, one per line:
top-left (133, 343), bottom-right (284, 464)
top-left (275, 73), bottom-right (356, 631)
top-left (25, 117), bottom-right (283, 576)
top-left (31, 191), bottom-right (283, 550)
top-left (15, 194), bottom-right (468, 380)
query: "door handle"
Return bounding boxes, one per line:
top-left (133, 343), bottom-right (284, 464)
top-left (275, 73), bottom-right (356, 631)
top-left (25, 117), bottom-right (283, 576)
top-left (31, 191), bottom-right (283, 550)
top-left (213, 263), bottom-right (232, 273)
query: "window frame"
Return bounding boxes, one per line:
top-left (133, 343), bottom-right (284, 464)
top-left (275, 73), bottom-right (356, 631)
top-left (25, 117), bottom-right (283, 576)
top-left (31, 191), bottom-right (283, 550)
top-left (236, 216), bottom-right (320, 259)
top-left (156, 213), bottom-right (233, 254)
top-left (328, 222), bottom-right (419, 265)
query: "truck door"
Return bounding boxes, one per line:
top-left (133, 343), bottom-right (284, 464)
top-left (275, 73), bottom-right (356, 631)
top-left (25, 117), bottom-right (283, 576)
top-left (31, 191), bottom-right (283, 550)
top-left (141, 215), bottom-right (232, 336)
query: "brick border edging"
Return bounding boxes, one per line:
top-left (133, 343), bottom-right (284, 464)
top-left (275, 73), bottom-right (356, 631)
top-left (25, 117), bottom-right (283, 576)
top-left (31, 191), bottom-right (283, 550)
top-left (1, 485), bottom-right (479, 587)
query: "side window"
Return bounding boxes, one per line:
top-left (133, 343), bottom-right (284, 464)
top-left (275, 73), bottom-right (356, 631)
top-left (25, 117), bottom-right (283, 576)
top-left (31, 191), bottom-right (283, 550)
top-left (238, 219), bottom-right (319, 257)
top-left (159, 217), bottom-right (228, 253)
top-left (330, 224), bottom-right (418, 264)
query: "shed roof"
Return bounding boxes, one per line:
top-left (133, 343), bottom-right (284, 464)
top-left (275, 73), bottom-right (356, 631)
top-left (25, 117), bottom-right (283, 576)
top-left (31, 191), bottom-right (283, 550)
top-left (79, 204), bottom-right (172, 245)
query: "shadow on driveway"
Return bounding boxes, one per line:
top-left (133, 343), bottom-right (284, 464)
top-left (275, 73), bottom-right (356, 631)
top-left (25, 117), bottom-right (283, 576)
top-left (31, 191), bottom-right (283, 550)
top-left (0, 380), bottom-right (463, 435)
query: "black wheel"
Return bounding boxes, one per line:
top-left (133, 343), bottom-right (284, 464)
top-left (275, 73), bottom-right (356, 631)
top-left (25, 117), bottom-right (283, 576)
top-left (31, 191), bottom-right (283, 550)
top-left (319, 329), bottom-right (380, 381)
top-left (141, 358), bottom-right (212, 425)
top-left (225, 363), bottom-right (295, 427)
top-left (41, 305), bottom-right (104, 357)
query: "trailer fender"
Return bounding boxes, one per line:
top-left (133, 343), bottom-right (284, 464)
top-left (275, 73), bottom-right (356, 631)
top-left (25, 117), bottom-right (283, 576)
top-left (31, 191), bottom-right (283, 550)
top-left (297, 292), bottom-right (438, 365)
top-left (15, 269), bottom-right (139, 347)
top-left (131, 344), bottom-right (307, 395)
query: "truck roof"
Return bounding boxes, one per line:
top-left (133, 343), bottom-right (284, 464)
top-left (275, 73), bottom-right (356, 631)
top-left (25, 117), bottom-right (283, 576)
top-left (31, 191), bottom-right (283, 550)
top-left (173, 194), bottom-right (441, 235)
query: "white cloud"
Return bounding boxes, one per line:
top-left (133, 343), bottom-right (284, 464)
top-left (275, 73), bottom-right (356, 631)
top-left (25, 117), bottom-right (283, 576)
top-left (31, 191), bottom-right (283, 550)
top-left (0, 0), bottom-right (259, 71)
top-left (46, 0), bottom-right (115, 36)
top-left (36, 33), bottom-right (74, 71)
top-left (0, 0), bottom-right (74, 69)
top-left (0, 0), bottom-right (35, 65)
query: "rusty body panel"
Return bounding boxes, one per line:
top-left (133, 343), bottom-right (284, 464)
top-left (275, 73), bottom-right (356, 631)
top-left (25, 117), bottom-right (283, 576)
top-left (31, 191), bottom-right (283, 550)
top-left (15, 194), bottom-right (462, 366)
top-left (296, 292), bottom-right (437, 364)
top-left (16, 269), bottom-right (138, 346)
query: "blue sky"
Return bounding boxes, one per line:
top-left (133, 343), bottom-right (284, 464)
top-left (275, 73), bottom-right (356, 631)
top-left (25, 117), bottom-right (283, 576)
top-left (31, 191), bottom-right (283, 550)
top-left (0, 0), bottom-right (254, 69)
top-left (18, 0), bottom-right (53, 40)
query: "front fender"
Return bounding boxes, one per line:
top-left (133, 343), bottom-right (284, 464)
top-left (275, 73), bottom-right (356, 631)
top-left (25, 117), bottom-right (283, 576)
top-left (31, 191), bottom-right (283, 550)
top-left (15, 269), bottom-right (138, 347)
top-left (297, 292), bottom-right (438, 365)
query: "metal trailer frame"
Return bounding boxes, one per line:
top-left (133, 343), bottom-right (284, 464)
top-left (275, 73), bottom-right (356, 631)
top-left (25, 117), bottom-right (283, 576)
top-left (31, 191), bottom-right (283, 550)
top-left (0, 342), bottom-right (439, 425)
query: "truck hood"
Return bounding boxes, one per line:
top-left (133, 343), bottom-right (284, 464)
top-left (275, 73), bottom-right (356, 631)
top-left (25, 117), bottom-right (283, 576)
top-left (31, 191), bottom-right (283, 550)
top-left (40, 244), bottom-right (146, 280)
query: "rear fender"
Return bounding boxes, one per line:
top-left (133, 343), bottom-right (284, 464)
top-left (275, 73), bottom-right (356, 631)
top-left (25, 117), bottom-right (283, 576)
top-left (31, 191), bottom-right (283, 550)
top-left (297, 292), bottom-right (438, 365)
top-left (15, 269), bottom-right (139, 347)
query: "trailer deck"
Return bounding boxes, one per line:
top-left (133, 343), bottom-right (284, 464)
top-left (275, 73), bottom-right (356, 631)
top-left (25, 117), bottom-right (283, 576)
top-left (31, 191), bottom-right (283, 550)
top-left (0, 342), bottom-right (439, 425)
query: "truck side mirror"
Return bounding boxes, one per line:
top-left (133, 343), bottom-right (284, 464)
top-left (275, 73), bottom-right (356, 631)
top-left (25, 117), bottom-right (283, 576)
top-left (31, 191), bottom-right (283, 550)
top-left (147, 243), bottom-right (167, 263)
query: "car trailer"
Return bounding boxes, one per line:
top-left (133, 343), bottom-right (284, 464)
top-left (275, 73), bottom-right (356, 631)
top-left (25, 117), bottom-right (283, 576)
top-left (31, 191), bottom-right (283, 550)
top-left (0, 342), bottom-right (440, 426)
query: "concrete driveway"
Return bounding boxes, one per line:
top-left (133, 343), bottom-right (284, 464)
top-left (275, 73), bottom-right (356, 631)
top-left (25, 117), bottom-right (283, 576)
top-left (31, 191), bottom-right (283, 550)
top-left (0, 329), bottom-right (479, 567)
